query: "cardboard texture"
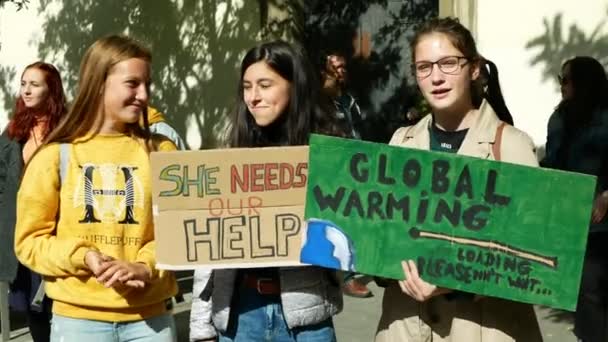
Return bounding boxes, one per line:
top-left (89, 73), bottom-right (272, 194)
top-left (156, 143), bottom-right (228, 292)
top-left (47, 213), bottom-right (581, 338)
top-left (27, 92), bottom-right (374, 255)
top-left (303, 134), bottom-right (595, 311)
top-left (151, 146), bottom-right (308, 270)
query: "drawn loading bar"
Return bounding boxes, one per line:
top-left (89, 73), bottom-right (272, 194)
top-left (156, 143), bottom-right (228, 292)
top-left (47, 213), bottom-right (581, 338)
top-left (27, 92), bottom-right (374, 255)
top-left (408, 227), bottom-right (558, 269)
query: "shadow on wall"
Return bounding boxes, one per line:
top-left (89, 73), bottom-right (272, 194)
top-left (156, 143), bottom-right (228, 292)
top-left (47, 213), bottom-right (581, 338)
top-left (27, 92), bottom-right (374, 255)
top-left (526, 10), bottom-right (608, 88)
top-left (0, 0), bottom-right (291, 149)
top-left (0, 67), bottom-right (17, 120)
top-left (0, 0), bottom-right (437, 146)
top-left (0, 0), bottom-right (29, 10)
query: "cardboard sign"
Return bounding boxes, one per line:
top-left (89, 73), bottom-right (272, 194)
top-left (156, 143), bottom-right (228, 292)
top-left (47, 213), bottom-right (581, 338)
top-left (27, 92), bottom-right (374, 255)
top-left (151, 146), bottom-right (308, 270)
top-left (303, 134), bottom-right (595, 310)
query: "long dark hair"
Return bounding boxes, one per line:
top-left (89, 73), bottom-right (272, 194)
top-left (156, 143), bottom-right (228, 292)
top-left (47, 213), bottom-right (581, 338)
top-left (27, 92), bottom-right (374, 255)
top-left (411, 17), bottom-right (514, 125)
top-left (230, 40), bottom-right (341, 147)
top-left (7, 62), bottom-right (67, 142)
top-left (557, 56), bottom-right (608, 129)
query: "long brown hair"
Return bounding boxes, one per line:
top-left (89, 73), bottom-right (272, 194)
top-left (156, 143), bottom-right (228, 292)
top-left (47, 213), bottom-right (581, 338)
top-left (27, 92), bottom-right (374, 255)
top-left (410, 17), bottom-right (514, 125)
top-left (45, 35), bottom-right (154, 149)
top-left (7, 62), bottom-right (67, 142)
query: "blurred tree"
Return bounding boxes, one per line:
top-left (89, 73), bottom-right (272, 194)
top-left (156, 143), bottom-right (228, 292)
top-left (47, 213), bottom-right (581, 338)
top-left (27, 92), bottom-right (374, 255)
top-left (0, 0), bottom-right (438, 145)
top-left (31, 0), bottom-right (262, 149)
top-left (0, 0), bottom-right (29, 10)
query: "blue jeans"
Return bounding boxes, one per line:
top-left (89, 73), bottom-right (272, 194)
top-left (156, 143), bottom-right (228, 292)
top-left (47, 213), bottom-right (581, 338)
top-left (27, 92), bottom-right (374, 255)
top-left (219, 287), bottom-right (336, 342)
top-left (50, 313), bottom-right (176, 342)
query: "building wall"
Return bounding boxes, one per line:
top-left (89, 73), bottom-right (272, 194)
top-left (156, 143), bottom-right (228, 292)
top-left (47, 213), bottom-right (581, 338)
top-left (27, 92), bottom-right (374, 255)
top-left (475, 0), bottom-right (608, 146)
top-left (3, 1), bottom-right (606, 148)
top-left (1, 0), bottom-right (437, 146)
top-left (0, 0), bottom-right (294, 149)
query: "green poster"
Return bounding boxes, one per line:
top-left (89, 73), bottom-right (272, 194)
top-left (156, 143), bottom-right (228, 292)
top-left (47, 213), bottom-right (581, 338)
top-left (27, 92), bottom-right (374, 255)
top-left (302, 134), bottom-right (595, 311)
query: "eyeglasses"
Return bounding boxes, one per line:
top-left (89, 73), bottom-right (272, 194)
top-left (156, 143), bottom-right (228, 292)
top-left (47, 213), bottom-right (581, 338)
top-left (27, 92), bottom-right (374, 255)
top-left (413, 56), bottom-right (470, 79)
top-left (557, 74), bottom-right (570, 85)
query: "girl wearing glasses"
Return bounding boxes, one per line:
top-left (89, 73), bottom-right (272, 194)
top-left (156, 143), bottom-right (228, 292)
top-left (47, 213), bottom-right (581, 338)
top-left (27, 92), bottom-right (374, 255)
top-left (542, 56), bottom-right (608, 342)
top-left (375, 17), bottom-right (542, 342)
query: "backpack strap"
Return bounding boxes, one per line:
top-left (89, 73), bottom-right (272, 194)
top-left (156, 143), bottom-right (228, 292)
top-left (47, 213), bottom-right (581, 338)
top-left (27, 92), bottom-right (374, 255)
top-left (492, 122), bottom-right (506, 161)
top-left (59, 143), bottom-right (70, 185)
top-left (33, 143), bottom-right (71, 310)
top-left (198, 271), bottom-right (214, 302)
top-left (30, 279), bottom-right (46, 312)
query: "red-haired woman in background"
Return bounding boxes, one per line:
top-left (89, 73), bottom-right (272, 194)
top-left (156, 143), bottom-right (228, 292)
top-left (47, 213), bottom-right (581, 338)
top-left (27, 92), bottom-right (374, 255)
top-left (0, 61), bottom-right (67, 342)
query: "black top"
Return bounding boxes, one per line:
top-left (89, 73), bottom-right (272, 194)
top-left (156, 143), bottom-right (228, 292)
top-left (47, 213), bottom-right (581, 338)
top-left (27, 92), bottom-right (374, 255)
top-left (428, 123), bottom-right (475, 301)
top-left (429, 123), bottom-right (469, 153)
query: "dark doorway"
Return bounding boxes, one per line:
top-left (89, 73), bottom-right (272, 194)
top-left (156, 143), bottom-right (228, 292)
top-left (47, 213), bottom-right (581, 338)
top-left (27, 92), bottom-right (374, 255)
top-left (301, 0), bottom-right (438, 142)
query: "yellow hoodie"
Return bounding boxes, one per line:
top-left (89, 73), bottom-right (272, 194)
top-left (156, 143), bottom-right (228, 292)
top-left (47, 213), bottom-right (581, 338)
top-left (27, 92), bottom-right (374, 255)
top-left (15, 134), bottom-right (177, 322)
top-left (141, 106), bottom-right (187, 150)
top-left (142, 106), bottom-right (165, 126)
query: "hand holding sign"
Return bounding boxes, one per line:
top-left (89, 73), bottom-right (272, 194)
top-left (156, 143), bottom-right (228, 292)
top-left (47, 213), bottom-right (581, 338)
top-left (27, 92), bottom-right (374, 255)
top-left (304, 134), bottom-right (595, 311)
top-left (592, 191), bottom-right (608, 223)
top-left (399, 260), bottom-right (446, 302)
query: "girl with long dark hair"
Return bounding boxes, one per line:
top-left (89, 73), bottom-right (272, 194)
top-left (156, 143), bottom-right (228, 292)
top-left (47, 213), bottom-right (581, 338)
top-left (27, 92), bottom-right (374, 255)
top-left (190, 40), bottom-right (343, 342)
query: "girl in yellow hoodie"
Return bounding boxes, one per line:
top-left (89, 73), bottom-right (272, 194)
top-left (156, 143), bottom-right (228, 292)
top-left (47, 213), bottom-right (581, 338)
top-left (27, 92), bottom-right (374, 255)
top-left (14, 35), bottom-right (177, 341)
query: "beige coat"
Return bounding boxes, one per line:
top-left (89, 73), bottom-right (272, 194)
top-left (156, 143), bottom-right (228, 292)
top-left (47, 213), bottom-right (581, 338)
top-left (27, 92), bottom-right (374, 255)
top-left (375, 101), bottom-right (543, 342)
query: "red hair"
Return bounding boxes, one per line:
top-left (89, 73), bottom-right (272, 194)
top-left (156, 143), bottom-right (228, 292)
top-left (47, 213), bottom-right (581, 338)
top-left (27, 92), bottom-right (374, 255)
top-left (7, 62), bottom-right (67, 142)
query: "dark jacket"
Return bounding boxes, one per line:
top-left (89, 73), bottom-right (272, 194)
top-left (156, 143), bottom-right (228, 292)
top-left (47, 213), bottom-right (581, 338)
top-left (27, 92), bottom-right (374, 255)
top-left (0, 130), bottom-right (23, 281)
top-left (334, 93), bottom-right (364, 140)
top-left (542, 107), bottom-right (608, 233)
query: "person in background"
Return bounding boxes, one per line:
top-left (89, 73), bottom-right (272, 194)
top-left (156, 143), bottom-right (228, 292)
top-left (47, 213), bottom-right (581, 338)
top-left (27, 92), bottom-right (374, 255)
top-left (144, 106), bottom-right (187, 150)
top-left (321, 51), bottom-right (365, 140)
top-left (320, 51), bottom-right (373, 299)
top-left (541, 56), bottom-right (608, 342)
top-left (0, 61), bottom-right (67, 342)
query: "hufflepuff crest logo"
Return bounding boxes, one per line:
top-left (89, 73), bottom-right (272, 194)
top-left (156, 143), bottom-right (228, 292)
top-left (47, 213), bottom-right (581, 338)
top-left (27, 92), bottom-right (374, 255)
top-left (73, 163), bottom-right (144, 224)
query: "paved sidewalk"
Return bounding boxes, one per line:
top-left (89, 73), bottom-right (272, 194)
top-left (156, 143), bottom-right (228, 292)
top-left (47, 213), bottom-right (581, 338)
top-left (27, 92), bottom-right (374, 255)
top-left (334, 281), bottom-right (577, 342)
top-left (3, 282), bottom-right (578, 341)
